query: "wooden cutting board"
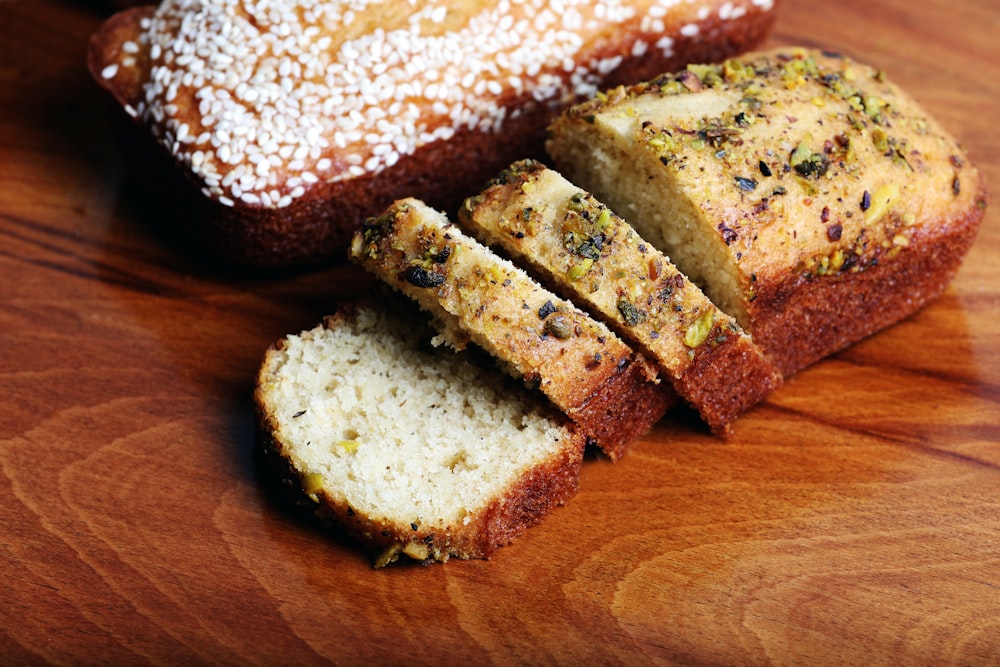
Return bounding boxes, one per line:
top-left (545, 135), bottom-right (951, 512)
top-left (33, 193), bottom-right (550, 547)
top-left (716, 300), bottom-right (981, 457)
top-left (1, 1), bottom-right (997, 663)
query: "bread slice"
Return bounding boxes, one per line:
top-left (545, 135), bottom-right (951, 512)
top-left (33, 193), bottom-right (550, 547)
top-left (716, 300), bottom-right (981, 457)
top-left (255, 299), bottom-right (586, 567)
top-left (460, 159), bottom-right (782, 436)
top-left (547, 47), bottom-right (988, 376)
top-left (349, 198), bottom-right (672, 460)
top-left (86, 1), bottom-right (777, 267)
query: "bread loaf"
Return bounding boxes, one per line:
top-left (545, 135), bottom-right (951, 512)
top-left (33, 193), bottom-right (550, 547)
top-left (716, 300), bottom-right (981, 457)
top-left (460, 159), bottom-right (781, 435)
top-left (546, 47), bottom-right (987, 376)
top-left (349, 198), bottom-right (672, 460)
top-left (87, 0), bottom-right (778, 267)
top-left (255, 299), bottom-right (586, 566)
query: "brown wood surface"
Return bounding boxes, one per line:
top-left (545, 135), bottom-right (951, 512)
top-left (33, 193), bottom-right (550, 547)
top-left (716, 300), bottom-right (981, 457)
top-left (2, 0), bottom-right (998, 664)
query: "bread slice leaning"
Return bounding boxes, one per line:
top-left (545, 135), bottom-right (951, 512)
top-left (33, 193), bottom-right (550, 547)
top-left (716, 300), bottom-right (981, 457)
top-left (460, 160), bottom-right (782, 436)
top-left (255, 299), bottom-right (586, 567)
top-left (349, 198), bottom-right (672, 461)
top-left (547, 47), bottom-right (987, 376)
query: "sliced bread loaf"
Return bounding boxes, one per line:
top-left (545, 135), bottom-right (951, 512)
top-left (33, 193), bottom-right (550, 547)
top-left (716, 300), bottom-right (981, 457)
top-left (460, 159), bottom-right (782, 436)
top-left (349, 198), bottom-right (672, 460)
top-left (547, 48), bottom-right (987, 376)
top-left (255, 299), bottom-right (586, 567)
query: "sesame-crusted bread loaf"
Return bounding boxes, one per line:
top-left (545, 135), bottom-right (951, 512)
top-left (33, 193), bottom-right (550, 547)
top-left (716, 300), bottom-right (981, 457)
top-left (547, 47), bottom-right (987, 376)
top-left (255, 299), bottom-right (586, 566)
top-left (349, 198), bottom-right (672, 460)
top-left (460, 159), bottom-right (782, 435)
top-left (87, 0), bottom-right (778, 267)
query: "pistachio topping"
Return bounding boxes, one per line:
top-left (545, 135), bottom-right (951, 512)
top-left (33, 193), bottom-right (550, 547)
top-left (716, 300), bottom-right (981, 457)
top-left (617, 297), bottom-right (647, 327)
top-left (863, 183), bottom-right (900, 225)
top-left (302, 472), bottom-right (324, 501)
top-left (683, 310), bottom-right (715, 348)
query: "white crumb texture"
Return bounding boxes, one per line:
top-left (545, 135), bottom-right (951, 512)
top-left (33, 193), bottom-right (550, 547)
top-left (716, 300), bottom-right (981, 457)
top-left (111, 0), bottom-right (769, 209)
top-left (259, 304), bottom-right (571, 531)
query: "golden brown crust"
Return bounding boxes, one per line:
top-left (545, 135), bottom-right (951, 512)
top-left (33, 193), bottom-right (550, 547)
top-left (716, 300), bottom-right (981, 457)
top-left (568, 357), bottom-right (675, 460)
top-left (87, 1), bottom-right (777, 267)
top-left (349, 199), bottom-right (671, 459)
top-left (746, 198), bottom-right (985, 375)
top-left (459, 159), bottom-right (781, 435)
top-left (547, 47), bottom-right (988, 376)
top-left (256, 409), bottom-right (584, 565)
top-left (254, 302), bottom-right (587, 566)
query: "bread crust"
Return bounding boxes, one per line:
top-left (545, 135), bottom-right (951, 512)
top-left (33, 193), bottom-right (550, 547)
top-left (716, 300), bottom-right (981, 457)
top-left (350, 199), bottom-right (672, 460)
top-left (746, 201), bottom-right (984, 375)
top-left (257, 400), bottom-right (584, 565)
top-left (547, 48), bottom-right (988, 376)
top-left (460, 159), bottom-right (782, 435)
top-left (254, 302), bottom-right (587, 566)
top-left (87, 1), bottom-right (777, 267)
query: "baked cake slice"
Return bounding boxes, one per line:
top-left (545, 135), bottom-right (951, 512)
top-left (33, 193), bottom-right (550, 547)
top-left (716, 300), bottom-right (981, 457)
top-left (350, 198), bottom-right (672, 460)
top-left (460, 159), bottom-right (781, 435)
top-left (255, 300), bottom-right (585, 566)
top-left (547, 47), bottom-right (987, 376)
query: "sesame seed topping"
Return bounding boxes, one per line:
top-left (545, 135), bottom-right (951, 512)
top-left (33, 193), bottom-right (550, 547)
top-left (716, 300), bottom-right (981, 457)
top-left (115, 0), bottom-right (769, 209)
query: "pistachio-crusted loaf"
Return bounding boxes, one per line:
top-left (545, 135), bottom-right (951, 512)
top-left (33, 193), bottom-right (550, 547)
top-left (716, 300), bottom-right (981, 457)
top-left (349, 198), bottom-right (672, 460)
top-left (255, 299), bottom-right (586, 567)
top-left (547, 47), bottom-right (987, 376)
top-left (460, 159), bottom-right (782, 436)
top-left (87, 0), bottom-right (778, 267)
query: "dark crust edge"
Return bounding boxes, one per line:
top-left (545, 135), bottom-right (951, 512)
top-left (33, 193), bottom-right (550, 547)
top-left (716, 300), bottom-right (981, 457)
top-left (253, 302), bottom-right (587, 567)
top-left (351, 200), bottom-right (669, 459)
top-left (460, 159), bottom-right (780, 438)
top-left (86, 4), bottom-right (777, 268)
top-left (674, 331), bottom-right (783, 437)
top-left (567, 356), bottom-right (676, 461)
top-left (747, 187), bottom-right (988, 377)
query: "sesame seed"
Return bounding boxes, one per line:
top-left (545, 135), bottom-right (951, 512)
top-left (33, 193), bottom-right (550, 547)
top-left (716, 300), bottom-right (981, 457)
top-left (121, 0), bottom-right (770, 209)
top-left (680, 23), bottom-right (699, 37)
top-left (101, 64), bottom-right (119, 80)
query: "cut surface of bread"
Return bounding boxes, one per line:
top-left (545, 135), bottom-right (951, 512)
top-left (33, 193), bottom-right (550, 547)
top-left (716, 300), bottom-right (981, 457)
top-left (349, 198), bottom-right (672, 460)
top-left (255, 300), bottom-right (586, 567)
top-left (460, 159), bottom-right (782, 435)
top-left (547, 47), bottom-right (987, 376)
top-left (87, 0), bottom-right (778, 266)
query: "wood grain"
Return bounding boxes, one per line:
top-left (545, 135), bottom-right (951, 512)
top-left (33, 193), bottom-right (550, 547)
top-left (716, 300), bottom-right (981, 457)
top-left (1, 0), bottom-right (998, 664)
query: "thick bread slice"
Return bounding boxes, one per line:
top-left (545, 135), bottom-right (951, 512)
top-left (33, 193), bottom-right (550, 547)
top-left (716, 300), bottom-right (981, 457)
top-left (87, 0), bottom-right (778, 267)
top-left (255, 300), bottom-right (586, 567)
top-left (460, 159), bottom-right (782, 436)
top-left (547, 47), bottom-right (988, 376)
top-left (350, 198), bottom-right (672, 460)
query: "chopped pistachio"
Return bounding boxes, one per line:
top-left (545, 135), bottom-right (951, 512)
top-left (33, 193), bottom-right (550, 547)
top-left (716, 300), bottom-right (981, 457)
top-left (863, 183), bottom-right (900, 225)
top-left (303, 472), bottom-right (324, 501)
top-left (337, 439), bottom-right (360, 454)
top-left (595, 207), bottom-right (612, 231)
top-left (543, 314), bottom-right (574, 339)
top-left (374, 544), bottom-right (402, 568)
top-left (829, 249), bottom-right (846, 273)
top-left (871, 127), bottom-right (889, 153)
top-left (683, 311), bottom-right (715, 348)
top-left (790, 141), bottom-right (830, 179)
top-left (617, 298), bottom-right (647, 327)
top-left (402, 542), bottom-right (430, 561)
top-left (721, 58), bottom-right (754, 84)
top-left (568, 258), bottom-right (593, 280)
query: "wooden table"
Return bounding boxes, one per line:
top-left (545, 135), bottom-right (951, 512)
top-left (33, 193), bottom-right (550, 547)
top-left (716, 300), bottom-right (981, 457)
top-left (2, 1), bottom-right (998, 663)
